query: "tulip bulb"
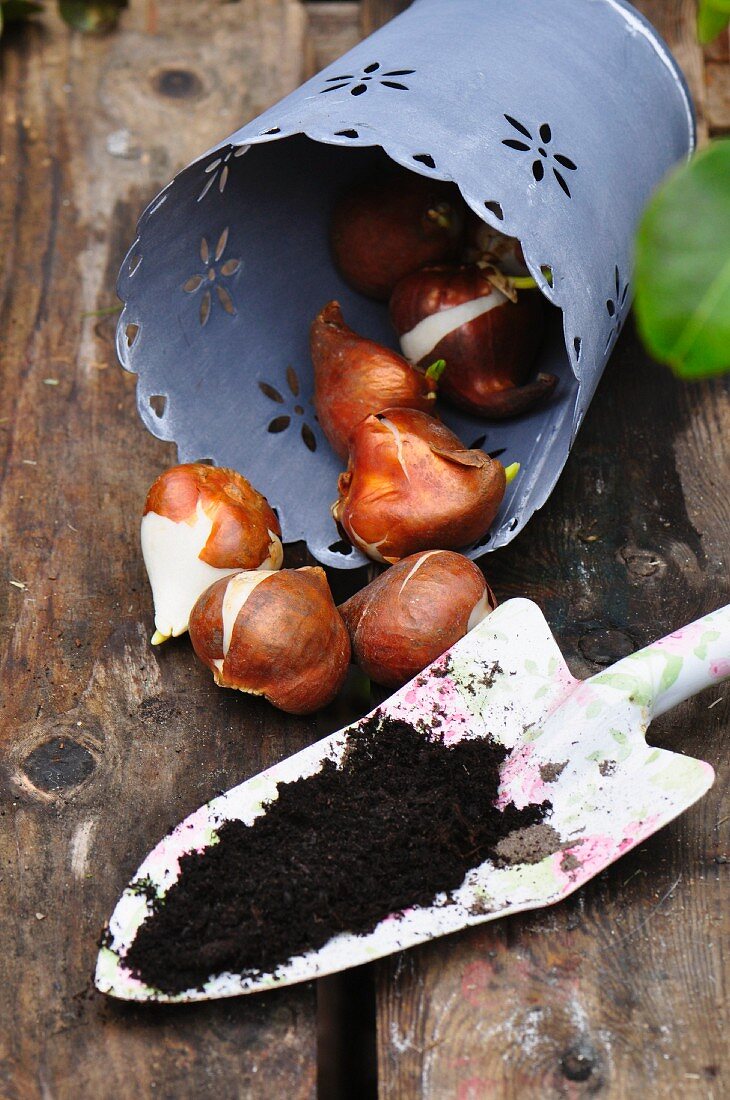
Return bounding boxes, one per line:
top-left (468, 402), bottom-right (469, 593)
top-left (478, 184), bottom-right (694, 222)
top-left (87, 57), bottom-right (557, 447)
top-left (463, 215), bottom-right (529, 275)
top-left (142, 463), bottom-right (283, 645)
top-left (311, 301), bottom-right (441, 459)
top-left (330, 170), bottom-right (465, 301)
top-left (339, 550), bottom-right (497, 688)
top-left (390, 263), bottom-right (556, 419)
top-left (332, 408), bottom-right (506, 563)
top-left (189, 567), bottom-right (350, 715)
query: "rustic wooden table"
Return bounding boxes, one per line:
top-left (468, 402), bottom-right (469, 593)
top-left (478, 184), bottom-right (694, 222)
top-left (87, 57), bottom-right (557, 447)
top-left (1, 2), bottom-right (727, 1097)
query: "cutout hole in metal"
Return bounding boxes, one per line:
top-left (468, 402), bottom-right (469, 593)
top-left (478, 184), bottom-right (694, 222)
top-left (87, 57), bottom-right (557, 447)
top-left (259, 381), bottom-right (284, 403)
top-left (472, 531), bottom-right (492, 550)
top-left (149, 394), bottom-right (167, 418)
top-left (287, 366), bottom-right (300, 396)
top-left (301, 424), bottom-right (317, 452)
top-left (125, 323), bottom-right (140, 348)
top-left (329, 538), bottom-right (354, 557)
top-left (413, 153), bottom-right (436, 169)
top-left (484, 200), bottom-right (504, 221)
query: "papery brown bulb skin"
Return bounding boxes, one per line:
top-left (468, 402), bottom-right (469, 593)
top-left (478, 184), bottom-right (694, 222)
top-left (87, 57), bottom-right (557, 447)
top-left (144, 463), bottom-right (281, 570)
top-left (332, 409), bottom-right (506, 564)
top-left (142, 463), bottom-right (283, 644)
top-left (463, 213), bottom-right (528, 274)
top-left (339, 550), bottom-right (497, 688)
top-left (330, 171), bottom-right (465, 301)
top-left (311, 301), bottom-right (439, 459)
top-left (390, 264), bottom-right (556, 419)
top-left (189, 568), bottom-right (351, 715)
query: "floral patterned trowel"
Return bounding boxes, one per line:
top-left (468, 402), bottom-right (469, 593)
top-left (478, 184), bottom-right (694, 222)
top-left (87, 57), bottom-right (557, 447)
top-left (96, 598), bottom-right (729, 1002)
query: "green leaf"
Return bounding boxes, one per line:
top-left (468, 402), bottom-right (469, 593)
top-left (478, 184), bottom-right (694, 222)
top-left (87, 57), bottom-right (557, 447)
top-left (59, 0), bottom-right (127, 32)
top-left (634, 139), bottom-right (730, 379)
top-left (698, 0), bottom-right (730, 44)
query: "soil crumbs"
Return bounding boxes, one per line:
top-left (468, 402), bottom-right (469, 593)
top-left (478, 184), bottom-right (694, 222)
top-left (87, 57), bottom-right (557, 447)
top-left (124, 713), bottom-right (549, 994)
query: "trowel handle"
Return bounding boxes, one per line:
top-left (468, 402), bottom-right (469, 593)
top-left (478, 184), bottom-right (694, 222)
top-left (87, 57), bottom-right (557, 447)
top-left (612, 605), bottom-right (730, 719)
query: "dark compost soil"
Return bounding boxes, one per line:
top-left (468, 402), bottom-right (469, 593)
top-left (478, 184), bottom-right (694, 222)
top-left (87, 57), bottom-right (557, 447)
top-left (124, 713), bottom-right (549, 993)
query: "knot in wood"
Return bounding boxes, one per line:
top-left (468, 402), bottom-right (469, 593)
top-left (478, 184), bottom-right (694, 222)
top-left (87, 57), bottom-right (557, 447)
top-left (22, 736), bottom-right (95, 793)
top-left (578, 628), bottom-right (635, 666)
top-left (560, 1041), bottom-right (598, 1082)
top-left (152, 68), bottom-right (205, 100)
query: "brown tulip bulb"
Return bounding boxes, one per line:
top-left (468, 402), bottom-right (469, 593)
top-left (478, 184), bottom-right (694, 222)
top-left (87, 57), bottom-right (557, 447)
top-left (339, 550), bottom-right (497, 688)
top-left (390, 263), bottom-right (556, 419)
top-left (463, 213), bottom-right (529, 274)
top-left (311, 301), bottom-right (442, 459)
top-left (332, 409), bottom-right (506, 563)
top-left (330, 171), bottom-right (465, 301)
top-left (189, 568), bottom-right (351, 715)
top-left (142, 464), bottom-right (283, 645)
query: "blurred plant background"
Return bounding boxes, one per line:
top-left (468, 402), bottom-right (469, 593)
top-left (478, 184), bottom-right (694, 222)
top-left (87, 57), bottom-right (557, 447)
top-left (633, 0), bottom-right (730, 381)
top-left (1, 0), bottom-right (727, 379)
top-left (0, 0), bottom-right (127, 34)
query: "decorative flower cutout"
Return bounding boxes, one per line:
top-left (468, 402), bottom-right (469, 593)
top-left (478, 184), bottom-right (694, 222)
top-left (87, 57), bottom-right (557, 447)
top-left (502, 116), bottom-right (577, 197)
top-left (259, 367), bottom-right (317, 452)
top-left (605, 266), bottom-right (630, 352)
top-left (182, 229), bottom-right (241, 326)
top-left (198, 146), bottom-right (247, 202)
top-left (321, 61), bottom-right (415, 96)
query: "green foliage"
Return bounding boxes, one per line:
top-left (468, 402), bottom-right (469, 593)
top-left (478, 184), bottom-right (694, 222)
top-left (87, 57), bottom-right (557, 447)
top-left (634, 140), bottom-right (730, 379)
top-left (697, 0), bottom-right (730, 44)
top-left (58, 0), bottom-right (127, 33)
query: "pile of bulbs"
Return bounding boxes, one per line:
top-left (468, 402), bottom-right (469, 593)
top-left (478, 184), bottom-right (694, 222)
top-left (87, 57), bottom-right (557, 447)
top-left (142, 462), bottom-right (496, 714)
top-left (319, 167), bottom-right (556, 561)
top-left (141, 168), bottom-right (552, 714)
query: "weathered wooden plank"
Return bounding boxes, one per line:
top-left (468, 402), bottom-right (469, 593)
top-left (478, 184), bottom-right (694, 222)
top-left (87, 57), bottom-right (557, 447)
top-left (304, 2), bottom-right (362, 76)
top-left (703, 24), bottom-right (730, 63)
top-left (706, 61), bottom-right (730, 133)
top-left (637, 0), bottom-right (709, 141)
top-left (0, 3), bottom-right (325, 1098)
top-left (375, 328), bottom-right (730, 1097)
top-left (360, 0), bottom-right (411, 35)
top-left (373, 0), bottom-right (727, 1093)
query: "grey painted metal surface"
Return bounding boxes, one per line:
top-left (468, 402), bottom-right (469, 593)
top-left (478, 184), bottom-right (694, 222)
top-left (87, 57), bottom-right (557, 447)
top-left (117, 0), bottom-right (694, 569)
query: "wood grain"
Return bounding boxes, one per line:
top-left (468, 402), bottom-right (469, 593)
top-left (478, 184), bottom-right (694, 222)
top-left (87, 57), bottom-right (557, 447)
top-left (305, 2), bottom-right (362, 76)
top-left (0, 3), bottom-right (324, 1098)
top-left (1, 1), bottom-right (726, 1098)
top-left (372, 2), bottom-right (728, 1097)
top-left (360, 0), bottom-right (411, 34)
top-left (706, 61), bottom-right (730, 134)
top-left (376, 324), bottom-right (730, 1098)
top-left (637, 0), bottom-right (709, 142)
